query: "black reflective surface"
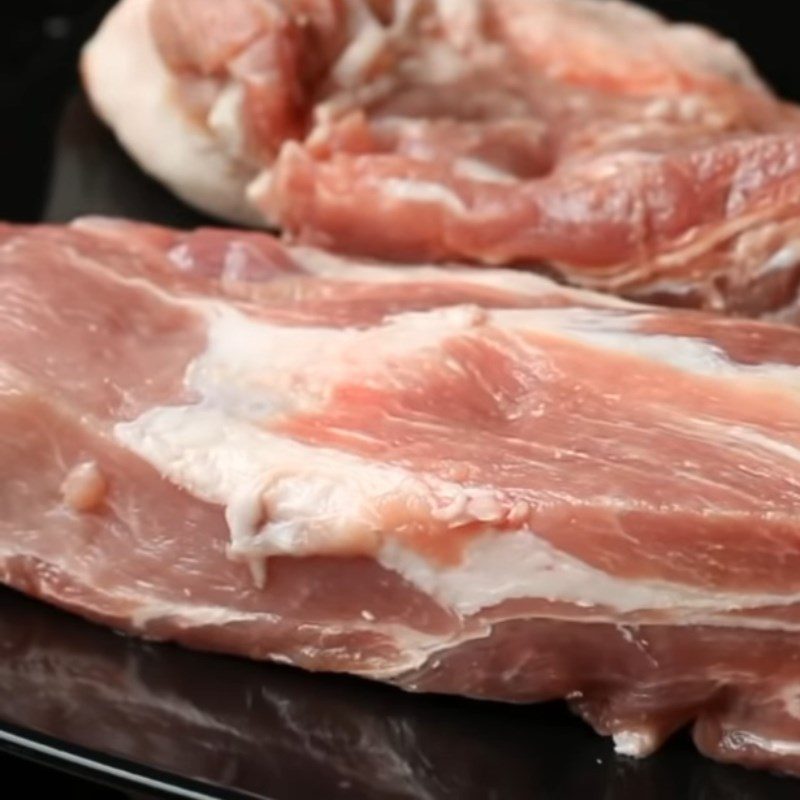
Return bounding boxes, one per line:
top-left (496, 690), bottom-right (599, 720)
top-left (4, 2), bottom-right (800, 798)
top-left (3, 586), bottom-right (800, 800)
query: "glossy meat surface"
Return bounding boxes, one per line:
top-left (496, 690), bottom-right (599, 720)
top-left (84, 0), bottom-right (800, 318)
top-left (5, 219), bottom-right (800, 773)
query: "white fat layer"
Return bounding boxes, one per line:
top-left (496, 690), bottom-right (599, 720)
top-left (184, 302), bottom-right (489, 416)
top-left (454, 158), bottom-right (516, 183)
top-left (115, 292), bottom-right (800, 616)
top-left (383, 178), bottom-right (466, 212)
top-left (186, 300), bottom-right (798, 422)
top-left (289, 245), bottom-right (638, 311)
top-left (116, 406), bottom-right (510, 565)
top-left (114, 298), bottom-right (800, 618)
top-left (293, 243), bottom-right (601, 296)
top-left (490, 307), bottom-right (800, 383)
top-left (116, 398), bottom-right (800, 618)
top-left (378, 530), bottom-right (800, 617)
top-left (81, 0), bottom-right (263, 227)
top-left (129, 599), bottom-right (280, 630)
top-left (56, 228), bottom-right (798, 392)
top-left (127, 595), bottom-right (439, 670)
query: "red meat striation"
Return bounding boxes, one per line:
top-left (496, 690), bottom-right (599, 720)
top-left (85, 0), bottom-right (800, 319)
top-left (5, 218), bottom-right (800, 773)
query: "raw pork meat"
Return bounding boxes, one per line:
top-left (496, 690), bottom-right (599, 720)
top-left (84, 0), bottom-right (800, 318)
top-left (6, 218), bottom-right (800, 775)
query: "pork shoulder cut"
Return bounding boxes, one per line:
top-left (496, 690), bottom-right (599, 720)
top-left (5, 218), bottom-right (800, 773)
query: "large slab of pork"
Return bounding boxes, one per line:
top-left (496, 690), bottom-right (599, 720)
top-left (83, 0), bottom-right (800, 319)
top-left (5, 218), bottom-right (800, 775)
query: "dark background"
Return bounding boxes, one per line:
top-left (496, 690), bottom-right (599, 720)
top-left (0, 1), bottom-right (797, 797)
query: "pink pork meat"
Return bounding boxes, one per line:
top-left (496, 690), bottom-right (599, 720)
top-left (84, 0), bottom-right (800, 319)
top-left (5, 219), bottom-right (800, 773)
